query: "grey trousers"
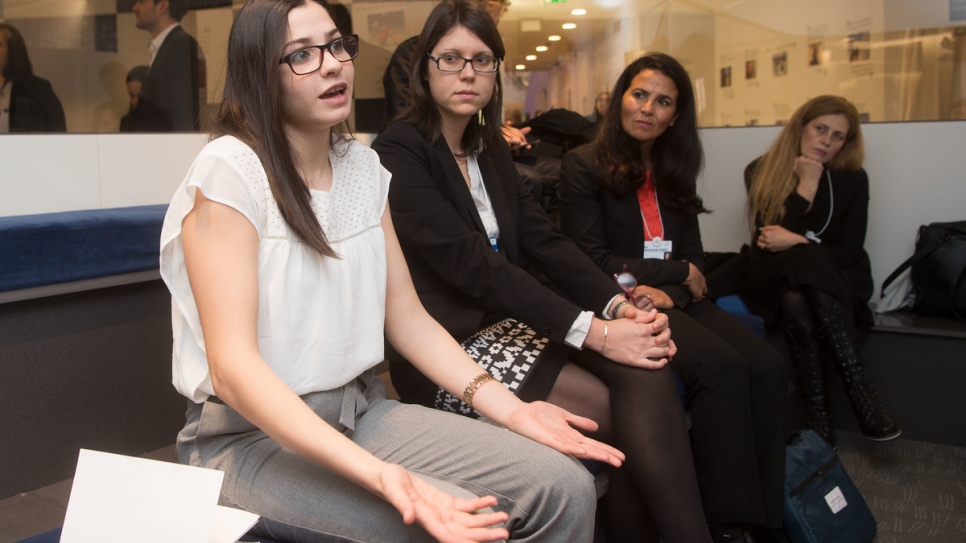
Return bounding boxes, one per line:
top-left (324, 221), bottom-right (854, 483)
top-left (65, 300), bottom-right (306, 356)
top-left (177, 370), bottom-right (597, 543)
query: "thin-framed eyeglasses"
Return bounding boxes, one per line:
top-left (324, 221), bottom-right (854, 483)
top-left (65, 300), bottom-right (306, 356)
top-left (427, 53), bottom-right (501, 73)
top-left (280, 35), bottom-right (359, 75)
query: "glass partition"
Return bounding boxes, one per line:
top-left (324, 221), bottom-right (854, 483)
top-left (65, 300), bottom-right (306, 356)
top-left (1, 0), bottom-right (963, 133)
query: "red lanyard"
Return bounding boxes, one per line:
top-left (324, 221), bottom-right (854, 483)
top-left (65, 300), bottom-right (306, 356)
top-left (635, 171), bottom-right (664, 241)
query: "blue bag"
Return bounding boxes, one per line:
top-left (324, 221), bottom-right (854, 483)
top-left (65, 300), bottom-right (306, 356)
top-left (783, 430), bottom-right (876, 543)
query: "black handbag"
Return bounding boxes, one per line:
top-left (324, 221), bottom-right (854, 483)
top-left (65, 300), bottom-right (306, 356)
top-left (783, 430), bottom-right (876, 543)
top-left (880, 220), bottom-right (966, 320)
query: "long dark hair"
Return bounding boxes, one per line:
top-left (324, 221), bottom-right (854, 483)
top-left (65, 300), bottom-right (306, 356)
top-left (0, 24), bottom-right (34, 82)
top-left (397, 0), bottom-right (505, 155)
top-left (596, 53), bottom-right (707, 214)
top-left (213, 0), bottom-right (347, 257)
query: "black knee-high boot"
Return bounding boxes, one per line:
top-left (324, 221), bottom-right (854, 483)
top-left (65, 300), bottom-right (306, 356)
top-left (810, 290), bottom-right (901, 442)
top-left (782, 314), bottom-right (835, 446)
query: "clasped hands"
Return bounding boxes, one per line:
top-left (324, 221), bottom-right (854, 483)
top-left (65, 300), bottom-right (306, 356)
top-left (598, 303), bottom-right (675, 369)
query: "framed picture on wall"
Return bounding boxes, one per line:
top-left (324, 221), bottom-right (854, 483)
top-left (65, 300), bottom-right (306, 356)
top-left (773, 52), bottom-right (787, 76)
top-left (745, 60), bottom-right (757, 80)
top-left (808, 42), bottom-right (822, 66)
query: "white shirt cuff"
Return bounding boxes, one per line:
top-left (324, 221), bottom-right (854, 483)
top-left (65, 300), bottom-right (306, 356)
top-left (564, 311), bottom-right (594, 349)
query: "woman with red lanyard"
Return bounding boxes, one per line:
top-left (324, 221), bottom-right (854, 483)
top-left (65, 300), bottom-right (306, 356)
top-left (559, 52), bottom-right (788, 543)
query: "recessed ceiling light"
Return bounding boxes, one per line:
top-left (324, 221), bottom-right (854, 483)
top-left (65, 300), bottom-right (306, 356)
top-left (536, 45), bottom-right (548, 52)
top-left (562, 23), bottom-right (576, 30)
top-left (571, 9), bottom-right (587, 16)
top-left (515, 64), bottom-right (527, 70)
top-left (548, 35), bottom-right (561, 41)
top-left (526, 54), bottom-right (537, 61)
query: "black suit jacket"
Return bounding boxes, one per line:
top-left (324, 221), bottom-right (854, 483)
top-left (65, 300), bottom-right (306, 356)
top-left (373, 123), bottom-right (623, 402)
top-left (9, 76), bottom-right (66, 132)
top-left (559, 143), bottom-right (703, 308)
top-left (130, 25), bottom-right (204, 132)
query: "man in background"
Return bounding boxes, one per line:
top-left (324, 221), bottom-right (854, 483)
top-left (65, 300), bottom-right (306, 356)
top-left (129, 0), bottom-right (205, 132)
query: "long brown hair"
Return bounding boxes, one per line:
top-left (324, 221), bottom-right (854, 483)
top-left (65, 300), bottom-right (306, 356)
top-left (397, 0), bottom-right (506, 155)
top-left (213, 0), bottom-right (347, 258)
top-left (748, 95), bottom-right (864, 227)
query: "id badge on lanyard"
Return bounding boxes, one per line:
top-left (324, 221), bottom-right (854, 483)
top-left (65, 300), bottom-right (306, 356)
top-left (643, 236), bottom-right (673, 260)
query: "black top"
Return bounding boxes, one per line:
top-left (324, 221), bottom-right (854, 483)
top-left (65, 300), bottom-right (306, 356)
top-left (8, 75), bottom-right (66, 132)
top-left (559, 142), bottom-right (700, 308)
top-left (381, 35), bottom-right (418, 130)
top-left (373, 122), bottom-right (622, 403)
top-left (129, 26), bottom-right (205, 132)
top-left (739, 158), bottom-right (874, 326)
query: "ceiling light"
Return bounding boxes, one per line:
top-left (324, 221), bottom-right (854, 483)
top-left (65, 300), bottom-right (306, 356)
top-left (515, 64), bottom-right (527, 70)
top-left (571, 9), bottom-right (587, 16)
top-left (548, 35), bottom-right (561, 41)
top-left (526, 54), bottom-right (537, 61)
top-left (562, 23), bottom-right (576, 30)
top-left (536, 45), bottom-right (548, 52)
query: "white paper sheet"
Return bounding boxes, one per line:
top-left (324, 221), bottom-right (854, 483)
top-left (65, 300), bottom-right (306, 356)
top-left (60, 449), bottom-right (259, 543)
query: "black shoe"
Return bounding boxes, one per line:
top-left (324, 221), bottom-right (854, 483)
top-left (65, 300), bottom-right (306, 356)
top-left (783, 317), bottom-right (834, 447)
top-left (709, 523), bottom-right (755, 543)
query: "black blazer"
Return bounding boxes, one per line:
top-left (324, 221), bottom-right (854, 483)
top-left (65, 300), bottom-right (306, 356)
top-left (130, 26), bottom-right (204, 132)
top-left (8, 76), bottom-right (66, 132)
top-left (559, 143), bottom-right (702, 308)
top-left (373, 123), bottom-right (623, 398)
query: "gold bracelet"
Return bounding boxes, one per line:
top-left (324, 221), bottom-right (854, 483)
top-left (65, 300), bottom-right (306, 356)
top-left (601, 323), bottom-right (609, 356)
top-left (463, 372), bottom-right (497, 407)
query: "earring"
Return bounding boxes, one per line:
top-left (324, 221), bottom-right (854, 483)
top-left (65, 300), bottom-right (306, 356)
top-left (477, 109), bottom-right (484, 125)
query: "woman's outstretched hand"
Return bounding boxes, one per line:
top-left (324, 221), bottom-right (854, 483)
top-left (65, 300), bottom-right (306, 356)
top-left (504, 401), bottom-right (625, 467)
top-left (377, 463), bottom-right (510, 543)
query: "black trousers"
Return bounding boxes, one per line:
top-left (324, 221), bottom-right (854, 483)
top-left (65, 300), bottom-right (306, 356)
top-left (667, 300), bottom-right (788, 528)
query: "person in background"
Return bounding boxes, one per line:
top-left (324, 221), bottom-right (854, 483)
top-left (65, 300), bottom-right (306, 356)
top-left (743, 95), bottom-right (900, 447)
top-left (585, 91), bottom-right (610, 124)
top-left (374, 3), bottom-right (713, 542)
top-left (382, 0), bottom-right (530, 150)
top-left (0, 23), bottom-right (66, 133)
top-left (129, 0), bottom-right (206, 131)
top-left (120, 65), bottom-right (149, 132)
top-left (559, 52), bottom-right (787, 543)
top-left (161, 0), bottom-right (617, 541)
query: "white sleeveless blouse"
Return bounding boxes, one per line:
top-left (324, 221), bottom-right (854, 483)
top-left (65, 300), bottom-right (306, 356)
top-left (160, 135), bottom-right (390, 403)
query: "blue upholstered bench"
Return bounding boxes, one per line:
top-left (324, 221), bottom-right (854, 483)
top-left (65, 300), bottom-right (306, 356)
top-left (0, 204), bottom-right (168, 294)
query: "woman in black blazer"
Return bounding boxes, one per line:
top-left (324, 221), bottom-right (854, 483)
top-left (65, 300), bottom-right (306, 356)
top-left (743, 95), bottom-right (899, 446)
top-left (373, 2), bottom-right (712, 541)
top-left (559, 53), bottom-right (787, 542)
top-left (0, 23), bottom-right (66, 133)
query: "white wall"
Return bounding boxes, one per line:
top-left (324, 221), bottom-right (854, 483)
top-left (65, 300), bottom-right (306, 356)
top-left (1, 122), bottom-right (962, 302)
top-left (697, 120), bottom-right (966, 300)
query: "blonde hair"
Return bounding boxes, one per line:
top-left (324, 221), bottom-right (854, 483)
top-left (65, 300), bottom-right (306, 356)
top-left (748, 95), bottom-right (864, 227)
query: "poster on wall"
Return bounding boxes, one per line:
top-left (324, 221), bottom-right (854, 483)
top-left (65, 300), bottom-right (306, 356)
top-left (720, 66), bottom-right (732, 88)
top-left (772, 52), bottom-right (787, 76)
top-left (808, 42), bottom-right (822, 66)
top-left (745, 60), bottom-right (757, 80)
top-left (848, 32), bottom-right (870, 62)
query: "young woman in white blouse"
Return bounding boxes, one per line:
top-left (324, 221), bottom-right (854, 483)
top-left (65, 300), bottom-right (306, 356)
top-left (159, 1), bottom-right (620, 541)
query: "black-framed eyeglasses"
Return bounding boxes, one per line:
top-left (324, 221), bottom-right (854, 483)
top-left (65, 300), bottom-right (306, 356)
top-left (280, 35), bottom-right (359, 75)
top-left (427, 53), bottom-right (501, 73)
